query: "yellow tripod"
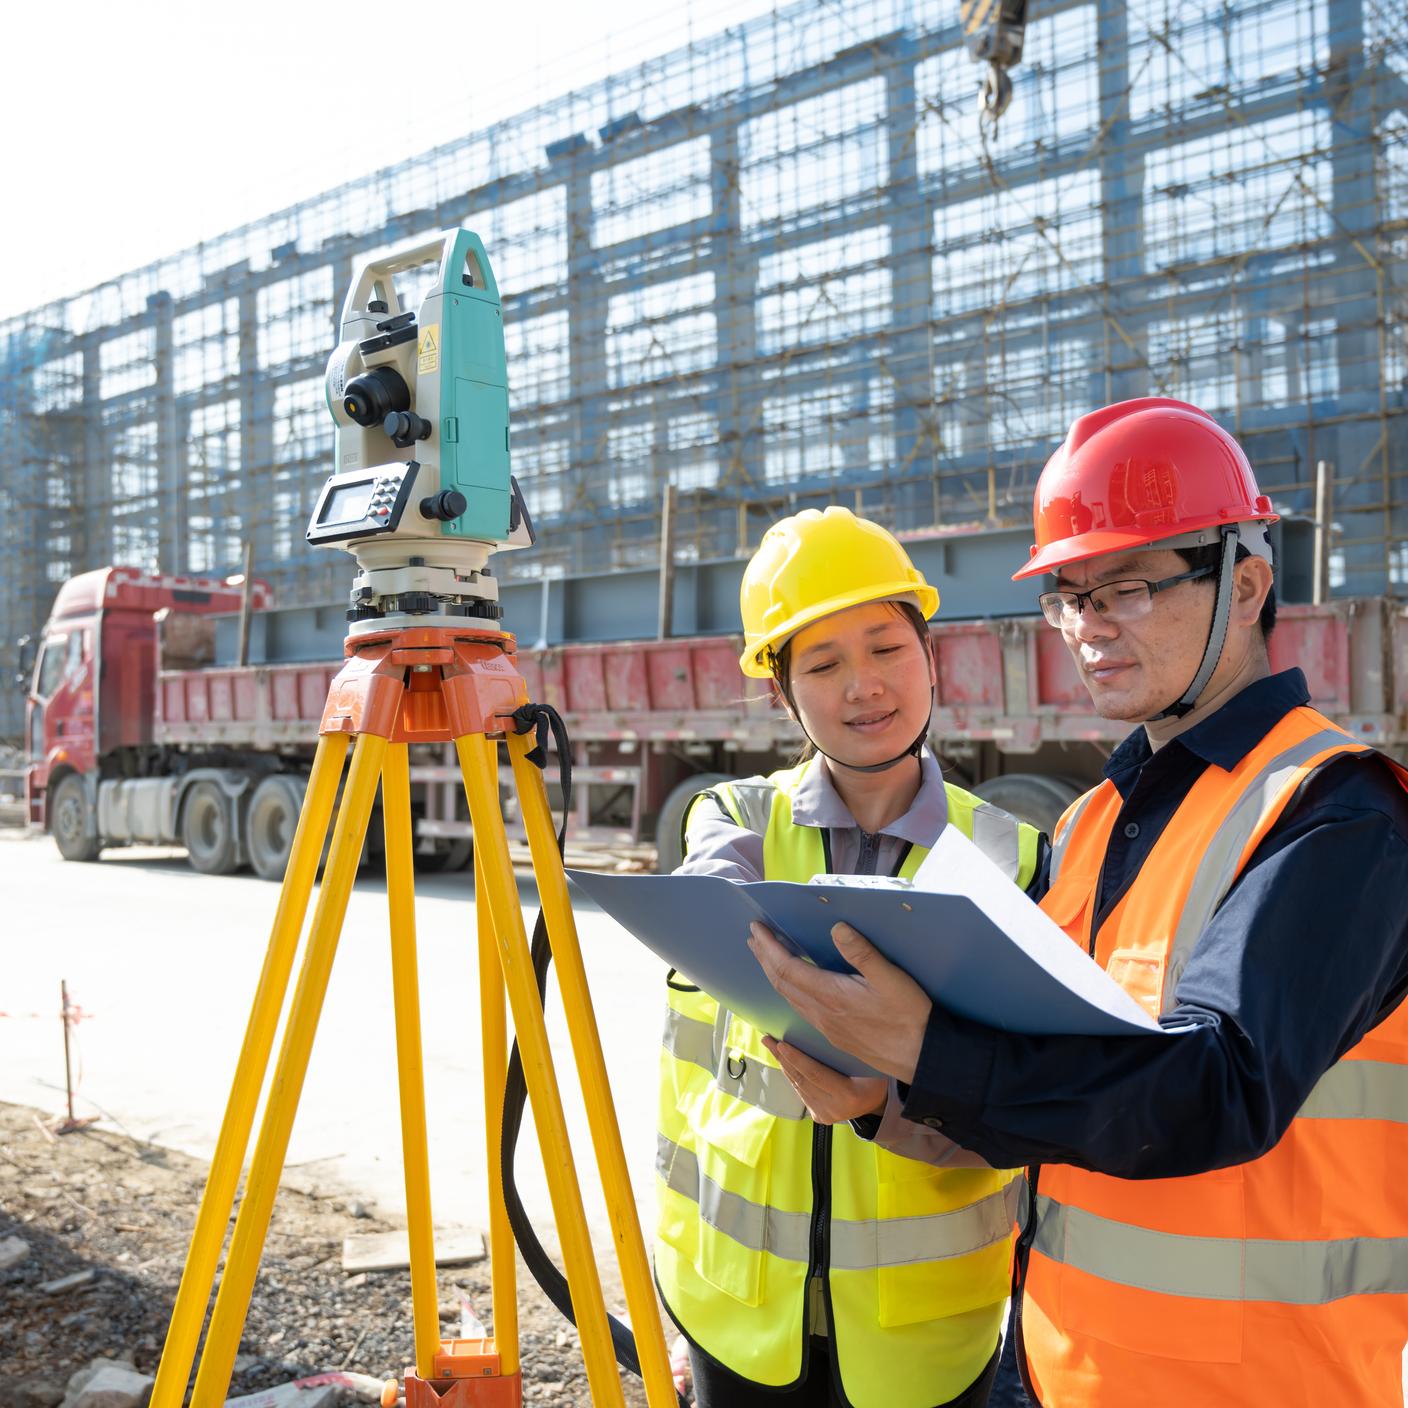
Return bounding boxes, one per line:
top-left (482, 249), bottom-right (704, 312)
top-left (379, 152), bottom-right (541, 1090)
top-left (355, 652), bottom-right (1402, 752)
top-left (149, 623), bottom-right (677, 1408)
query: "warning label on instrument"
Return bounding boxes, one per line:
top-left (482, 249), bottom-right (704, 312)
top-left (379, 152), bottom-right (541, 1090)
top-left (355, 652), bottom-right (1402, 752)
top-left (418, 325), bottom-right (440, 375)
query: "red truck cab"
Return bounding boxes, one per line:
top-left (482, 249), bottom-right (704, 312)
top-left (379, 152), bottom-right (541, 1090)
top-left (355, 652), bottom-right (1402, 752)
top-left (26, 567), bottom-right (270, 858)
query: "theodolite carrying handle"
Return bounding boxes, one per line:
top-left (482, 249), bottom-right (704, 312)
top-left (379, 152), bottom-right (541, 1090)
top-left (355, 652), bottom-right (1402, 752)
top-left (339, 229), bottom-right (501, 326)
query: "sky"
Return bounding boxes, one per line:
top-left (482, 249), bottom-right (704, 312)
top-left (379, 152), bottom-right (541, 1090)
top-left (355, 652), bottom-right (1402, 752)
top-left (2, 0), bottom-right (783, 323)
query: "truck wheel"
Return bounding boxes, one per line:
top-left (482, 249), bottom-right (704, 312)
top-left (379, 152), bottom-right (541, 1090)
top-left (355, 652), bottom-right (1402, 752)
top-left (50, 775), bottom-right (100, 863)
top-left (415, 836), bottom-right (474, 872)
top-left (654, 772), bottom-right (736, 874)
top-left (443, 836), bottom-right (474, 870)
top-left (971, 773), bottom-right (1083, 836)
top-left (246, 775), bottom-right (306, 882)
top-left (182, 780), bottom-right (240, 875)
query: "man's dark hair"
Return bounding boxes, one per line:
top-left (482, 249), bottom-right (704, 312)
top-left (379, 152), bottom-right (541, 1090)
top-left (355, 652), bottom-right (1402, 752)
top-left (1174, 542), bottom-right (1277, 641)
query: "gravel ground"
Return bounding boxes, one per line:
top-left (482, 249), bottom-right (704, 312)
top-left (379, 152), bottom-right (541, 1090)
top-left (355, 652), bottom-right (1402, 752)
top-left (0, 1095), bottom-right (1039, 1408)
top-left (0, 1101), bottom-right (650, 1406)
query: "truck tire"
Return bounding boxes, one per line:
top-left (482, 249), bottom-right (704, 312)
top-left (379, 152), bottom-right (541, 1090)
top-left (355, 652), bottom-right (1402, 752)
top-left (416, 836), bottom-right (474, 872)
top-left (51, 774), bottom-right (101, 863)
top-left (246, 775), bottom-right (306, 882)
top-left (443, 836), bottom-right (474, 871)
top-left (654, 772), bottom-right (736, 874)
top-left (971, 773), bottom-right (1083, 836)
top-left (182, 780), bottom-right (240, 875)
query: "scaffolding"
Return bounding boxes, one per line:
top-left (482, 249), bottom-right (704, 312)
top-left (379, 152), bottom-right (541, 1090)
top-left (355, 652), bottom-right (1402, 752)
top-left (2, 0), bottom-right (1406, 739)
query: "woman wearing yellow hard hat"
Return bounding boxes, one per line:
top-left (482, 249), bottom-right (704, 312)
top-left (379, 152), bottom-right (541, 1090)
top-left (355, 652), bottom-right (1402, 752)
top-left (654, 506), bottom-right (1043, 1408)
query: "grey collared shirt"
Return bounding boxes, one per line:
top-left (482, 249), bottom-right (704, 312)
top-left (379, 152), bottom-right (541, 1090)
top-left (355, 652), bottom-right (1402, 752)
top-left (679, 748), bottom-right (950, 882)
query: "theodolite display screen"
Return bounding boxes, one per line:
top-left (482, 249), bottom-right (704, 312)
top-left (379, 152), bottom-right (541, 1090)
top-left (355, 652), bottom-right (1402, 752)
top-left (320, 481), bottom-right (377, 524)
top-left (306, 463), bottom-right (418, 546)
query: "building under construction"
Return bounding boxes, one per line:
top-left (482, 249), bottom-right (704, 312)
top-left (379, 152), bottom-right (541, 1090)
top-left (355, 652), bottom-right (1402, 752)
top-left (2, 0), bottom-right (1406, 740)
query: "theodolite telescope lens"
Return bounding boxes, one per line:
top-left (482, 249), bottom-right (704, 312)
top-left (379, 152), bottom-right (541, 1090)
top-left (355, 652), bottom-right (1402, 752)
top-left (342, 366), bottom-right (411, 427)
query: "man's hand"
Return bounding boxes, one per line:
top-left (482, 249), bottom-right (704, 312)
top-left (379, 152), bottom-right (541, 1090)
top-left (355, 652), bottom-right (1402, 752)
top-left (761, 1035), bottom-right (886, 1125)
top-left (748, 920), bottom-right (931, 1082)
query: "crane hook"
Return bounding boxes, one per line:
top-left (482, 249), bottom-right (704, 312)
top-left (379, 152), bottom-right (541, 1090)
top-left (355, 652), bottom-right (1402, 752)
top-left (980, 63), bottom-right (1014, 121)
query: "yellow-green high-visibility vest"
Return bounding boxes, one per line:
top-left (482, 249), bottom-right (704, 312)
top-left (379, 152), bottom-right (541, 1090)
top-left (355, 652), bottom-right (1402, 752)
top-left (656, 758), bottom-right (1041, 1408)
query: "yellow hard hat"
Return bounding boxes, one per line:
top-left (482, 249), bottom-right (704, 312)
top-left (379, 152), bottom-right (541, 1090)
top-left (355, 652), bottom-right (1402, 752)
top-left (738, 507), bottom-right (939, 678)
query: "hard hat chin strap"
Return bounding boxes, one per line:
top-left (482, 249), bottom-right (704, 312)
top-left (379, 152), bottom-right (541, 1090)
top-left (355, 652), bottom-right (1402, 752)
top-left (1149, 525), bottom-right (1241, 722)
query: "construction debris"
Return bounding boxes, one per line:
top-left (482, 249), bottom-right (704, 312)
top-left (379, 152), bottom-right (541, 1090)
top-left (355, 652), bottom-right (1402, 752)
top-left (340, 1229), bottom-right (486, 1275)
top-left (59, 1358), bottom-right (153, 1408)
top-left (0, 1233), bottom-right (31, 1270)
top-left (224, 1372), bottom-right (357, 1408)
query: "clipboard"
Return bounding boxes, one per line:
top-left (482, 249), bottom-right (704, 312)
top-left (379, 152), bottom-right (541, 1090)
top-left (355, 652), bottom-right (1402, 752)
top-left (568, 827), bottom-right (1165, 1078)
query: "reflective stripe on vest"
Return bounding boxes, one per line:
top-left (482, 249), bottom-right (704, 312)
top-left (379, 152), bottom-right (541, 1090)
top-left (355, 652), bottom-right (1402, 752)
top-left (660, 1132), bottom-right (1025, 1270)
top-left (1048, 784), bottom-right (1100, 887)
top-left (1162, 727), bottom-right (1357, 1005)
top-left (662, 1003), bottom-right (716, 1071)
top-left (969, 799), bottom-right (1024, 882)
top-left (662, 1004), bottom-right (806, 1120)
top-left (719, 779), bottom-right (776, 837)
top-left (1297, 1058), bottom-right (1408, 1122)
top-left (1031, 1193), bottom-right (1408, 1305)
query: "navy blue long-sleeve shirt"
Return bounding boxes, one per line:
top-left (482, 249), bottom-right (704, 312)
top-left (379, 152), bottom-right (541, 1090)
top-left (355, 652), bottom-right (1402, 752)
top-left (900, 669), bottom-right (1408, 1179)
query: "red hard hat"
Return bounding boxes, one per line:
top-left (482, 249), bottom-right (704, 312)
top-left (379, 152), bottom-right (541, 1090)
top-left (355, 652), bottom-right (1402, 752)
top-left (1012, 397), bottom-right (1277, 581)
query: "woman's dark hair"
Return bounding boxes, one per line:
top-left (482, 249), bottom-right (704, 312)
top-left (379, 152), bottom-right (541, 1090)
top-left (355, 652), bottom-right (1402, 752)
top-left (1174, 542), bottom-right (1277, 641)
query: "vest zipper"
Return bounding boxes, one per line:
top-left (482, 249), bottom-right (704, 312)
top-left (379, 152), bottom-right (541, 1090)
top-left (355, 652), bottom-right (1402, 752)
top-left (1011, 1164), bottom-right (1043, 1405)
top-left (807, 1120), bottom-right (833, 1346)
top-left (797, 833), bottom-right (899, 1388)
top-left (855, 828), bottom-right (881, 876)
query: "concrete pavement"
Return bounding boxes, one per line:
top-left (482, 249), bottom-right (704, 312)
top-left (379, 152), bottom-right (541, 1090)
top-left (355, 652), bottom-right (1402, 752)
top-left (0, 831), bottom-right (672, 1251)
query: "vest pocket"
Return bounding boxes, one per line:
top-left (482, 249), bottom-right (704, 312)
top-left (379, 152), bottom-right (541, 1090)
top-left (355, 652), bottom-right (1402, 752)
top-left (688, 1085), bottom-right (777, 1307)
top-left (1103, 944), bottom-right (1167, 1019)
top-left (876, 1239), bottom-right (1011, 1327)
top-left (874, 1159), bottom-right (1014, 1326)
top-left (1040, 875), bottom-right (1096, 947)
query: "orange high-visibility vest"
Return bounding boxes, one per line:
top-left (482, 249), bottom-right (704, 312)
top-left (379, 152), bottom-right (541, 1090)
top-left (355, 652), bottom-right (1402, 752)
top-left (1023, 704), bottom-right (1408, 1406)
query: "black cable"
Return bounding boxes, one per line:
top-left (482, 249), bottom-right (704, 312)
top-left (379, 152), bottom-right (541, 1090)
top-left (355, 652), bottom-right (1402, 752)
top-left (499, 701), bottom-right (688, 1405)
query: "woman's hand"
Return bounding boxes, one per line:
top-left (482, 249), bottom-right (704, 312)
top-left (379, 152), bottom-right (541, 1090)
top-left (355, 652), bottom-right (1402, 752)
top-left (762, 1035), bottom-right (887, 1125)
top-left (749, 920), bottom-right (931, 1081)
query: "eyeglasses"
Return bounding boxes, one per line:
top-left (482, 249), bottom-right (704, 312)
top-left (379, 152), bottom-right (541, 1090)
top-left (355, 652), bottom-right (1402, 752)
top-left (1037, 565), bottom-right (1217, 629)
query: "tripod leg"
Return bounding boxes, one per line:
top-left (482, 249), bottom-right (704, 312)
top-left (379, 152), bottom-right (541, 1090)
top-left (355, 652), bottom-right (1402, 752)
top-left (189, 732), bottom-right (388, 1408)
top-left (507, 733), bottom-right (678, 1408)
top-left (382, 743), bottom-right (441, 1376)
top-left (151, 732), bottom-right (349, 1408)
top-left (476, 847), bottom-right (520, 1373)
top-left (455, 732), bottom-right (626, 1408)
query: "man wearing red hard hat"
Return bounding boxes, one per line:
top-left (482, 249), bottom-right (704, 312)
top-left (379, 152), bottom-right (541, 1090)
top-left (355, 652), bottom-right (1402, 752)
top-left (749, 398), bottom-right (1408, 1406)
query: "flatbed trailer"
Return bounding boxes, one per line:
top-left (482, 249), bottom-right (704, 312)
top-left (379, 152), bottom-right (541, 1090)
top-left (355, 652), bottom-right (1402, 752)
top-left (24, 562), bottom-right (1406, 878)
top-left (504, 597), bottom-right (1408, 866)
